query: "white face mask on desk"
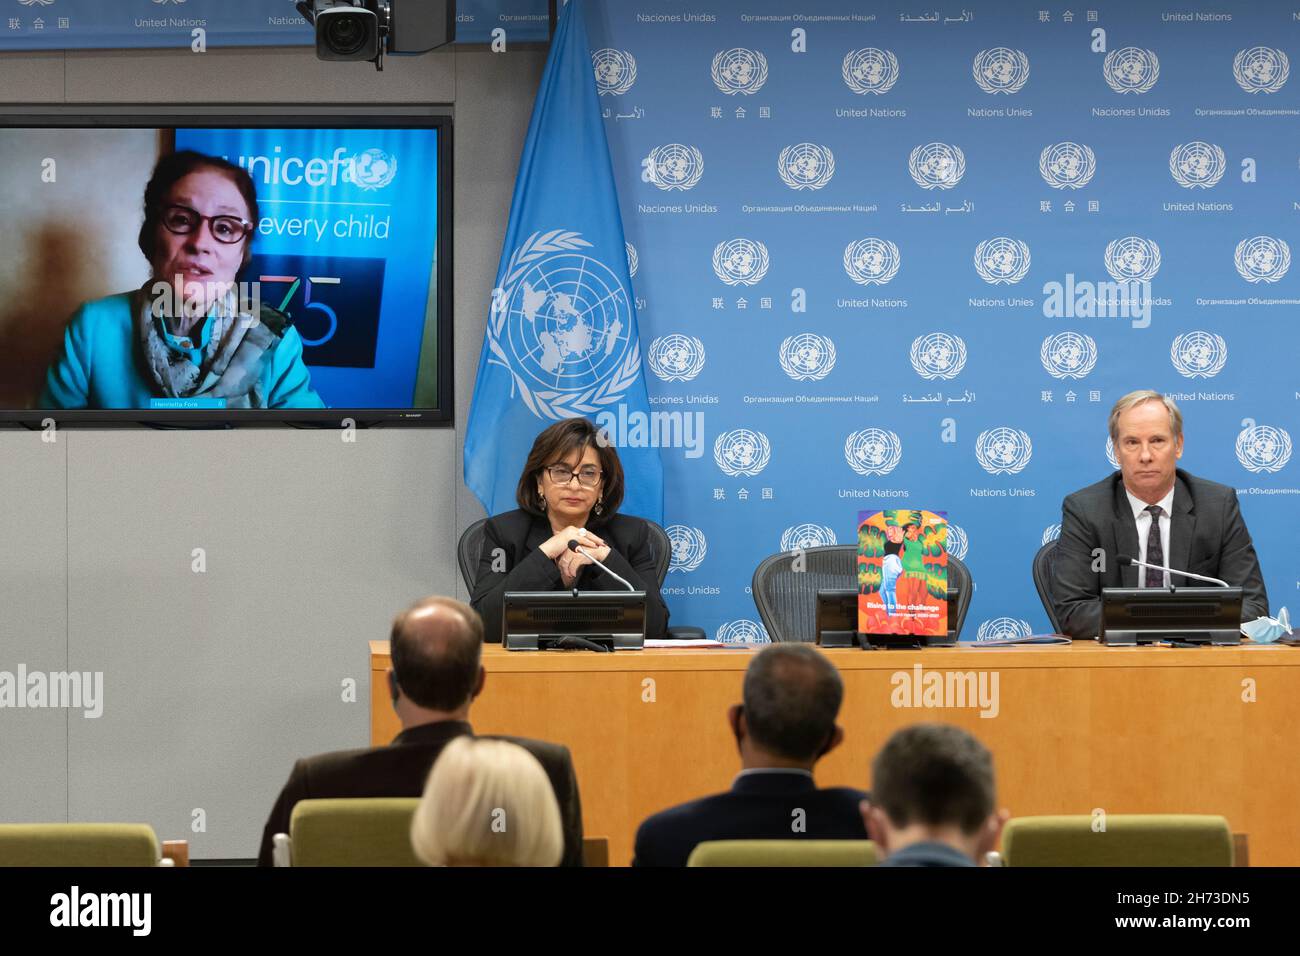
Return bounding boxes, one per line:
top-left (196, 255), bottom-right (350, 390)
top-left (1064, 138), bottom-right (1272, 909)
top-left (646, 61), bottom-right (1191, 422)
top-left (1242, 608), bottom-right (1292, 643)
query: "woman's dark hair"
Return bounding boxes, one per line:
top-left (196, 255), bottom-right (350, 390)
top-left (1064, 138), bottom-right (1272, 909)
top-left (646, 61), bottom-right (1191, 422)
top-left (515, 418), bottom-right (625, 519)
top-left (137, 150), bottom-right (260, 269)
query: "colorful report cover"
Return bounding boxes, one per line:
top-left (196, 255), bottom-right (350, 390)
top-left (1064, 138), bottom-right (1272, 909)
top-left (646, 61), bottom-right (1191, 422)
top-left (858, 510), bottom-right (950, 637)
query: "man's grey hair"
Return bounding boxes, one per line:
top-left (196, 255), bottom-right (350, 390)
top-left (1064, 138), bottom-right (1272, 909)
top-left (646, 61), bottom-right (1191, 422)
top-left (1108, 390), bottom-right (1183, 444)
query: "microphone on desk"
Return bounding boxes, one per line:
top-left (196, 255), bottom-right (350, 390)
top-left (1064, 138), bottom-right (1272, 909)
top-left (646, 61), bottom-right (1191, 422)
top-left (1117, 555), bottom-right (1229, 588)
top-left (567, 539), bottom-right (636, 592)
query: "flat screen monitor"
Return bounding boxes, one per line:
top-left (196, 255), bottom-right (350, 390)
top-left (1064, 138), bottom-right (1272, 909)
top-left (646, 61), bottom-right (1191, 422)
top-left (815, 587), bottom-right (961, 648)
top-left (1099, 587), bottom-right (1243, 645)
top-left (0, 105), bottom-right (451, 426)
top-left (502, 590), bottom-right (647, 651)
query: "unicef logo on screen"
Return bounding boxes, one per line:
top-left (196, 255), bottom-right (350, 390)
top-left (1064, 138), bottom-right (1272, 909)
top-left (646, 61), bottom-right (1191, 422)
top-left (975, 428), bottom-right (1032, 475)
top-left (779, 333), bottom-right (837, 382)
top-left (843, 238), bottom-right (900, 286)
top-left (1103, 47), bottom-right (1160, 94)
top-left (1236, 424), bottom-right (1293, 474)
top-left (844, 428), bottom-right (902, 477)
top-left (909, 332), bottom-right (967, 381)
top-left (1105, 437), bottom-right (1120, 470)
top-left (781, 524), bottom-right (838, 551)
top-left (946, 524), bottom-right (969, 561)
top-left (712, 48), bottom-right (768, 95)
top-left (974, 238), bottom-right (1030, 285)
top-left (1042, 524), bottom-right (1062, 545)
top-left (1171, 332), bottom-right (1227, 379)
top-left (643, 144), bottom-right (704, 191)
top-left (1104, 237), bottom-right (1161, 282)
top-left (909, 143), bottom-right (965, 189)
top-left (973, 48), bottom-right (1029, 94)
top-left (977, 618), bottom-right (1033, 642)
top-left (1233, 47), bottom-right (1289, 94)
top-left (1039, 142), bottom-right (1096, 190)
top-left (488, 229), bottom-right (640, 420)
top-left (1234, 237), bottom-right (1291, 283)
top-left (717, 620), bottom-right (770, 645)
top-left (712, 238), bottom-right (770, 286)
top-left (625, 242), bottom-right (638, 278)
top-left (666, 525), bottom-right (707, 572)
top-left (592, 48), bottom-right (637, 95)
top-left (1040, 332), bottom-right (1098, 380)
top-left (350, 149), bottom-right (397, 190)
top-left (778, 143), bottom-right (835, 190)
top-left (647, 335), bottom-right (706, 383)
top-left (714, 429), bottom-right (771, 477)
top-left (1170, 142), bottom-right (1226, 189)
top-left (843, 48), bottom-right (899, 94)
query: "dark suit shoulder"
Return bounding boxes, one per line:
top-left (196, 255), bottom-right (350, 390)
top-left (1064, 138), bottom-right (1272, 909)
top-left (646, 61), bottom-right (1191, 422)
top-left (483, 733), bottom-right (572, 769)
top-left (1180, 470), bottom-right (1236, 507)
top-left (484, 509), bottom-right (541, 541)
top-left (1062, 472), bottom-right (1121, 508)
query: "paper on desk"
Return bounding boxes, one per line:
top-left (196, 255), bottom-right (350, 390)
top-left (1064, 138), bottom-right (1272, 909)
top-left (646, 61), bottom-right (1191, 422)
top-left (644, 638), bottom-right (732, 648)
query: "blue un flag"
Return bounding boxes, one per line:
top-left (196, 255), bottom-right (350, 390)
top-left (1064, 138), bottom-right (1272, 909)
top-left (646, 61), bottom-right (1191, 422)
top-left (464, 0), bottom-right (663, 523)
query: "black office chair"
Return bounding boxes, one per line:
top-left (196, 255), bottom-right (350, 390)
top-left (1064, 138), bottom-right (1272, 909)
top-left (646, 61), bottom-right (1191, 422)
top-left (1032, 540), bottom-right (1064, 634)
top-left (751, 545), bottom-right (973, 643)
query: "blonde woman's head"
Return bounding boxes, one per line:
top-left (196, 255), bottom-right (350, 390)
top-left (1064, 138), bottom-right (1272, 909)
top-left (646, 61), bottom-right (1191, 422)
top-left (410, 737), bottom-right (563, 867)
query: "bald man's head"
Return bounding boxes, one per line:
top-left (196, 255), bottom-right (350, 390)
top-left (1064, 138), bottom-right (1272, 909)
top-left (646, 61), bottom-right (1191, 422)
top-left (390, 596), bottom-right (484, 712)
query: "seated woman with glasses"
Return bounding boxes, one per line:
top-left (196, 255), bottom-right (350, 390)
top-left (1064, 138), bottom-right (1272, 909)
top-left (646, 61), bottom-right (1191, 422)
top-left (470, 417), bottom-right (669, 642)
top-left (40, 149), bottom-right (324, 409)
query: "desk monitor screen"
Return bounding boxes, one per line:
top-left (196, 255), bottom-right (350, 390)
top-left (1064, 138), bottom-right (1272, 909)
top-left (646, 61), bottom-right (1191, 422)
top-left (502, 590), bottom-right (647, 651)
top-left (816, 588), bottom-right (960, 648)
top-left (1099, 587), bottom-right (1243, 646)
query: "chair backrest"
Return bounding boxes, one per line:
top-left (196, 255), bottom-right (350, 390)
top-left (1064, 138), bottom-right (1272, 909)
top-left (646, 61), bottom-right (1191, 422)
top-left (0, 823), bottom-right (161, 867)
top-left (751, 545), bottom-right (973, 643)
top-left (687, 839), bottom-right (878, 867)
top-left (288, 798), bottom-right (423, 867)
top-left (1002, 814), bottom-right (1233, 867)
top-left (1032, 540), bottom-right (1064, 633)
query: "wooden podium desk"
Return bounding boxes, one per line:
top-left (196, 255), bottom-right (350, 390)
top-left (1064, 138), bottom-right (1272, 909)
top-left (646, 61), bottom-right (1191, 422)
top-left (369, 641), bottom-right (1300, 867)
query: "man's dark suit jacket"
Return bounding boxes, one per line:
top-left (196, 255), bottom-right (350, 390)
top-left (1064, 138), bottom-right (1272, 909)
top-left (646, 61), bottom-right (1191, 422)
top-left (470, 508), bottom-right (669, 642)
top-left (256, 720), bottom-right (584, 866)
top-left (1052, 468), bottom-right (1269, 640)
top-left (631, 771), bottom-right (870, 867)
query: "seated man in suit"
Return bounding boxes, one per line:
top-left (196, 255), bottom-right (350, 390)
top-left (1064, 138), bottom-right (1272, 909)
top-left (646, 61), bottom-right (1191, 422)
top-left (864, 723), bottom-right (1008, 867)
top-left (632, 644), bottom-right (868, 866)
top-left (1052, 389), bottom-right (1268, 640)
top-left (256, 596), bottom-right (584, 866)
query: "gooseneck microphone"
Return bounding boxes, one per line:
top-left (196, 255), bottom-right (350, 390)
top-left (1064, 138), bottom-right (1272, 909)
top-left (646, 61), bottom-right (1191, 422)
top-left (567, 539), bottom-right (636, 592)
top-left (1117, 554), bottom-right (1229, 588)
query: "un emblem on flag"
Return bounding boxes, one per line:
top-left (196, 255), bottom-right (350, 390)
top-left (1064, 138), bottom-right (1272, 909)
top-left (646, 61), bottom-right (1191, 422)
top-left (714, 428), bottom-right (772, 477)
top-left (712, 48), bottom-right (768, 94)
top-left (1234, 236), bottom-right (1291, 283)
top-left (909, 332), bottom-right (967, 381)
top-left (977, 618), bottom-right (1032, 642)
top-left (1104, 236), bottom-right (1161, 282)
top-left (945, 524), bottom-right (969, 561)
top-left (592, 48), bottom-right (637, 95)
top-left (1169, 142), bottom-right (1226, 189)
top-left (778, 143), bottom-right (835, 190)
top-left (844, 428), bottom-right (902, 477)
top-left (717, 620), bottom-right (771, 645)
top-left (1170, 332), bottom-right (1227, 379)
top-left (1236, 424), bottom-right (1293, 474)
top-left (843, 238), bottom-right (900, 286)
top-left (908, 143), bottom-right (965, 189)
top-left (625, 241), bottom-right (639, 278)
top-left (781, 524), bottom-right (838, 551)
top-left (1039, 142), bottom-right (1096, 189)
top-left (842, 48), bottom-right (899, 94)
top-left (647, 334), bottom-right (706, 382)
top-left (1105, 437), bottom-right (1120, 470)
top-left (778, 333), bottom-right (837, 382)
top-left (974, 238), bottom-right (1030, 285)
top-left (1042, 524), bottom-right (1062, 545)
top-left (975, 428), bottom-right (1032, 475)
top-left (666, 525), bottom-right (708, 572)
top-left (712, 238), bottom-right (770, 286)
top-left (1040, 332), bottom-right (1098, 380)
top-left (488, 230), bottom-right (641, 420)
top-left (1103, 47), bottom-right (1160, 94)
top-left (643, 144), bottom-right (704, 191)
top-left (1233, 47), bottom-right (1289, 94)
top-left (973, 48), bottom-right (1029, 94)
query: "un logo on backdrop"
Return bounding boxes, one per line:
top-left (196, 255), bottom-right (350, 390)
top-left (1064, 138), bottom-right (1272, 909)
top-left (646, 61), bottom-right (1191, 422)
top-left (1105, 437), bottom-right (1120, 470)
top-left (1103, 47), bottom-right (1160, 94)
top-left (909, 332), bottom-right (968, 380)
top-left (592, 48), bottom-right (637, 95)
top-left (717, 620), bottom-right (771, 645)
top-left (1042, 524), bottom-right (1062, 545)
top-left (1040, 332), bottom-right (1098, 380)
top-left (909, 143), bottom-right (965, 189)
top-left (666, 525), bottom-right (708, 572)
top-left (1170, 142), bottom-right (1226, 189)
top-left (1236, 424), bottom-right (1293, 474)
top-left (977, 618), bottom-right (1033, 642)
top-left (643, 144), bottom-right (704, 191)
top-left (712, 238), bottom-right (770, 286)
top-left (1233, 47), bottom-right (1289, 94)
top-left (778, 143), bottom-right (835, 190)
top-left (1104, 236), bottom-right (1161, 282)
top-left (843, 48), bottom-right (899, 94)
top-left (714, 429), bottom-right (772, 477)
top-left (1170, 332), bottom-right (1228, 379)
top-left (844, 428), bottom-right (903, 476)
top-left (946, 523), bottom-right (969, 561)
top-left (647, 335), bottom-right (706, 382)
top-left (975, 428), bottom-right (1033, 475)
top-left (843, 238), bottom-right (900, 286)
top-left (974, 238), bottom-right (1031, 285)
top-left (1039, 142), bottom-right (1096, 189)
top-left (973, 48), bottom-right (1029, 94)
top-left (712, 48), bottom-right (768, 94)
top-left (1234, 236), bottom-right (1291, 283)
top-left (779, 334), bottom-right (837, 382)
top-left (625, 242), bottom-right (638, 278)
top-left (781, 524), bottom-right (838, 551)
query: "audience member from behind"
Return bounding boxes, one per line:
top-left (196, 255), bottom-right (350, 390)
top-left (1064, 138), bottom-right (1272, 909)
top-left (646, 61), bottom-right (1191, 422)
top-left (864, 723), bottom-right (1009, 867)
top-left (632, 644), bottom-right (867, 866)
top-left (411, 737), bottom-right (564, 867)
top-left (257, 596), bottom-right (583, 865)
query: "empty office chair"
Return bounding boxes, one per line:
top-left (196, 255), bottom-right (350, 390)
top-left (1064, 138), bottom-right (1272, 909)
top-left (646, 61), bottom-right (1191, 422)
top-left (1032, 540), bottom-right (1065, 634)
top-left (687, 839), bottom-right (877, 867)
top-left (1001, 814), bottom-right (1234, 867)
top-left (0, 823), bottom-right (173, 867)
top-left (274, 798), bottom-right (423, 867)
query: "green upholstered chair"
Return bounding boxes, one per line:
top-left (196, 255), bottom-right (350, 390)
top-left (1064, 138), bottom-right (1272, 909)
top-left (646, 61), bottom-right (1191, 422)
top-left (1002, 815), bottom-right (1234, 867)
top-left (0, 824), bottom-right (164, 867)
top-left (687, 839), bottom-right (877, 867)
top-left (278, 797), bottom-right (423, 867)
